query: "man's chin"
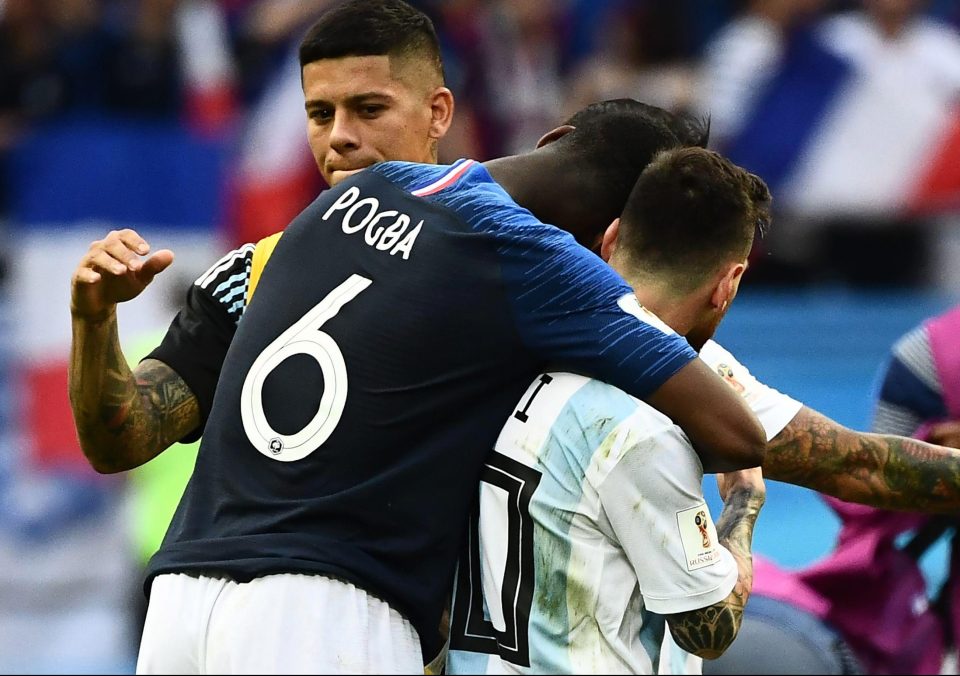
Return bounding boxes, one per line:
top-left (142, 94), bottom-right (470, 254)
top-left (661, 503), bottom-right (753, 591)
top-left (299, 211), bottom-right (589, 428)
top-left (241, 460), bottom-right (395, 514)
top-left (328, 167), bottom-right (369, 186)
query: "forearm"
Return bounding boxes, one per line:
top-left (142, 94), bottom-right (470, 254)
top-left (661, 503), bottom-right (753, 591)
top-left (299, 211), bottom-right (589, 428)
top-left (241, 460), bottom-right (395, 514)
top-left (647, 359), bottom-right (766, 473)
top-left (762, 406), bottom-right (960, 513)
top-left (69, 312), bottom-right (198, 473)
top-left (667, 487), bottom-right (763, 659)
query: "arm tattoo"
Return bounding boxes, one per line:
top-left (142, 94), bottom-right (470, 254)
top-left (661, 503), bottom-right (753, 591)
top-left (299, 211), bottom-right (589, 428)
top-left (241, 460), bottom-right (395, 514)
top-left (69, 312), bottom-right (199, 473)
top-left (762, 406), bottom-right (960, 512)
top-left (667, 489), bottom-right (763, 659)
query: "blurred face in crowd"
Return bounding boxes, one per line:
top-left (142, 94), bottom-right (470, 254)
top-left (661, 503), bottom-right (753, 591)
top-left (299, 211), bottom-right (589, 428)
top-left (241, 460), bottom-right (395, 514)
top-left (302, 54), bottom-right (453, 186)
top-left (862, 0), bottom-right (925, 23)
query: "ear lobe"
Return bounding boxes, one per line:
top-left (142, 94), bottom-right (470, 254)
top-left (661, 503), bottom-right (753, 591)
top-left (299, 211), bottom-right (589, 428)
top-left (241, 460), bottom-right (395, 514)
top-left (600, 218), bottom-right (621, 263)
top-left (535, 125), bottom-right (576, 149)
top-left (429, 87), bottom-right (455, 140)
top-left (711, 263), bottom-right (746, 309)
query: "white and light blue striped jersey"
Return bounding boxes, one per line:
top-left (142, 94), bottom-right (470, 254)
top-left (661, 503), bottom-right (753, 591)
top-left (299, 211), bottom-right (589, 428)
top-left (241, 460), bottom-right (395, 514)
top-left (659, 340), bottom-right (802, 676)
top-left (447, 341), bottom-right (801, 675)
top-left (447, 372), bottom-right (738, 675)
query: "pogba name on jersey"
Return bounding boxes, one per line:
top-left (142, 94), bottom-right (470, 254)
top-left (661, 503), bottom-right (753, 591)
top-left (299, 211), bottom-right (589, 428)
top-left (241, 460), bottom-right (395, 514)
top-left (322, 185), bottom-right (423, 260)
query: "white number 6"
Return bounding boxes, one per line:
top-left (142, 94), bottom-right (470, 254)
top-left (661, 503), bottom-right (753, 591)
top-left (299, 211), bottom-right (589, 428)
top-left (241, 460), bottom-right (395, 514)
top-left (241, 274), bottom-right (372, 462)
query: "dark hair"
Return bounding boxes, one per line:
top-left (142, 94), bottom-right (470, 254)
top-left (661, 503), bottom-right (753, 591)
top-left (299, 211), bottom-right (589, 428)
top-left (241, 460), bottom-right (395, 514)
top-left (619, 146), bottom-right (771, 288)
top-left (298, 0), bottom-right (443, 81)
top-left (564, 99), bottom-right (710, 150)
top-left (547, 99), bottom-right (701, 243)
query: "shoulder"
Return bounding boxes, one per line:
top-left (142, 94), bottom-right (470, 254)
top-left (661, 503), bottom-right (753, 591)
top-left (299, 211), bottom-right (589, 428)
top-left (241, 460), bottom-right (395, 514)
top-left (494, 373), bottom-right (641, 455)
top-left (369, 159), bottom-right (533, 230)
top-left (370, 159), bottom-right (478, 197)
top-left (890, 322), bottom-right (934, 370)
top-left (192, 242), bottom-right (258, 324)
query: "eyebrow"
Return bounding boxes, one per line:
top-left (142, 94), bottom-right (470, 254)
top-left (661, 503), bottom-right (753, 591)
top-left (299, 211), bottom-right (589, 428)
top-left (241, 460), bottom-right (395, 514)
top-left (304, 92), bottom-right (395, 110)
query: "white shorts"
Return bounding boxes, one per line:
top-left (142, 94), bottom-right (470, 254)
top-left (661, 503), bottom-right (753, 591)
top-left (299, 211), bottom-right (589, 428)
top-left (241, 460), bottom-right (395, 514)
top-left (136, 573), bottom-right (423, 674)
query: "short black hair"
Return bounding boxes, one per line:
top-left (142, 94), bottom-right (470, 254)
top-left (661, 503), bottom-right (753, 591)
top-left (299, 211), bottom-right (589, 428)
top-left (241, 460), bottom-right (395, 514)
top-left (298, 0), bottom-right (444, 81)
top-left (565, 99), bottom-right (710, 150)
top-left (619, 146), bottom-right (771, 290)
top-left (548, 100), bottom-right (691, 244)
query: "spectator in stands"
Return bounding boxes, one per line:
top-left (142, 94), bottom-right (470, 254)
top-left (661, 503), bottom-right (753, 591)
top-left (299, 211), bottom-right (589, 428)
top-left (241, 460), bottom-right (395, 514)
top-left (693, 0), bottom-right (828, 152)
top-left (563, 1), bottom-right (697, 120)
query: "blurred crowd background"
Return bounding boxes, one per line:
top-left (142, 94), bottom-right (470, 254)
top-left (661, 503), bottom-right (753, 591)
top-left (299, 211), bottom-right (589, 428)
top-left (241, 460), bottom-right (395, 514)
top-left (1, 0), bottom-right (960, 673)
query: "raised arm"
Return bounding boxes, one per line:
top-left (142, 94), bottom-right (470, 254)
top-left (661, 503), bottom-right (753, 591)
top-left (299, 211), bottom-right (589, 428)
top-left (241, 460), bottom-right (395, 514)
top-left (69, 229), bottom-right (199, 473)
top-left (666, 468), bottom-right (765, 659)
top-left (762, 405), bottom-right (960, 513)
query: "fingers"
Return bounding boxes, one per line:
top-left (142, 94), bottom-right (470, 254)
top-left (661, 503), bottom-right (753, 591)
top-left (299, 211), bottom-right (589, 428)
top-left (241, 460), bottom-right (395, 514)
top-left (80, 229), bottom-right (154, 277)
top-left (73, 266), bottom-right (102, 284)
top-left (85, 247), bottom-right (131, 276)
top-left (716, 467), bottom-right (765, 501)
top-left (102, 229), bottom-right (148, 272)
top-left (715, 474), bottom-right (728, 501)
top-left (928, 420), bottom-right (960, 449)
top-left (929, 420), bottom-right (960, 435)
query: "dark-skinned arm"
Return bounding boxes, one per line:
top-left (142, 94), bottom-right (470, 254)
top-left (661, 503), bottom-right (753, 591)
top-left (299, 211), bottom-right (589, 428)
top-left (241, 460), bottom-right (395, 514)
top-left (647, 359), bottom-right (767, 473)
top-left (666, 468), bottom-right (765, 659)
top-left (762, 405), bottom-right (960, 513)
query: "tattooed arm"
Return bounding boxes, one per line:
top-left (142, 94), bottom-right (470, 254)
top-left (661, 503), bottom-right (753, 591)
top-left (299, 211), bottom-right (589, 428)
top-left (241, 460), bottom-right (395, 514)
top-left (666, 468), bottom-right (765, 660)
top-left (761, 406), bottom-right (960, 513)
top-left (697, 342), bottom-right (960, 513)
top-left (69, 229), bottom-right (198, 474)
top-left (69, 311), bottom-right (199, 473)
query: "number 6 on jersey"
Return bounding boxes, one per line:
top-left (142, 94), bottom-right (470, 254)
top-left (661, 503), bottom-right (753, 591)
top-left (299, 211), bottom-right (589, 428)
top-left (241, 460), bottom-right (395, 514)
top-left (241, 274), bottom-right (372, 461)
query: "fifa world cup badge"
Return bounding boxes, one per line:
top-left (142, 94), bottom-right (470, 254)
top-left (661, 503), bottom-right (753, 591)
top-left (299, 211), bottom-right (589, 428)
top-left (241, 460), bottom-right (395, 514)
top-left (695, 510), bottom-right (711, 548)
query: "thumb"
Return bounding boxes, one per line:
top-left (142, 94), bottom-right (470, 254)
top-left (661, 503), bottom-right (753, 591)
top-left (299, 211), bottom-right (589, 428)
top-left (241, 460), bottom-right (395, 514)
top-left (139, 249), bottom-right (175, 283)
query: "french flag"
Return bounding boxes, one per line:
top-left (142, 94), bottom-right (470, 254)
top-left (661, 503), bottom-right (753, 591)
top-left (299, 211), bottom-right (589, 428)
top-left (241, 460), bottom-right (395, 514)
top-left (175, 0), bottom-right (240, 138)
top-left (723, 13), bottom-right (960, 218)
top-left (225, 46), bottom-right (326, 246)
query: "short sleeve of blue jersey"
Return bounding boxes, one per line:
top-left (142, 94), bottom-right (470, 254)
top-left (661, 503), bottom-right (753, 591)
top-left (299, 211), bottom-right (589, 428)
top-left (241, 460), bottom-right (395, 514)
top-left (489, 217), bottom-right (696, 399)
top-left (375, 160), bottom-right (697, 399)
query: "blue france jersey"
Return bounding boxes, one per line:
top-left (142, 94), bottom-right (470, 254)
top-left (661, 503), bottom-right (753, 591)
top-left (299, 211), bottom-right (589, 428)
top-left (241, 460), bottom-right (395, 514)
top-left (145, 159), bottom-right (696, 660)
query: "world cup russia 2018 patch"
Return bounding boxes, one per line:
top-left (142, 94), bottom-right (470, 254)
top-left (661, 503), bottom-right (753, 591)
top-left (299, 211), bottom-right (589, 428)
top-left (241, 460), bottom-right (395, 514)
top-left (677, 503), bottom-right (722, 571)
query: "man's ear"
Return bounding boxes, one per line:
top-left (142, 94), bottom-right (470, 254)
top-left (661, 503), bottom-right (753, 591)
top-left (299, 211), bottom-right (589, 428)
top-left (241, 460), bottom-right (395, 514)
top-left (600, 218), bottom-right (621, 263)
top-left (428, 86), bottom-right (455, 140)
top-left (535, 124), bottom-right (575, 149)
top-left (710, 262), bottom-right (746, 311)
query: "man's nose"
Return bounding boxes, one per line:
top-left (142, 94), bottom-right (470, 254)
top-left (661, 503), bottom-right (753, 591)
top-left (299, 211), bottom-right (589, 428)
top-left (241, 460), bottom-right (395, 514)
top-left (328, 111), bottom-right (361, 152)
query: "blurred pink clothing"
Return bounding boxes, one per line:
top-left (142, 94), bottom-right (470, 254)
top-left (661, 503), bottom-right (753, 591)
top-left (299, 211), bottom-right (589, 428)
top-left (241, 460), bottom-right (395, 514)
top-left (753, 305), bottom-right (960, 675)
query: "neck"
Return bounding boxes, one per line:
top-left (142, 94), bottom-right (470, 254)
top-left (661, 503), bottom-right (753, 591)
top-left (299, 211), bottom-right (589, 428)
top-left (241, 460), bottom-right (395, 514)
top-left (484, 154), bottom-right (584, 232)
top-left (624, 273), bottom-right (705, 338)
top-left (874, 13), bottom-right (909, 40)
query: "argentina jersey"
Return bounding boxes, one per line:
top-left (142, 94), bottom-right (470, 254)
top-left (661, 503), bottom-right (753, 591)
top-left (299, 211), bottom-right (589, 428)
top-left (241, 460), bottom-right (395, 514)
top-left (448, 372), bottom-right (738, 675)
top-left (146, 159), bottom-right (698, 661)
